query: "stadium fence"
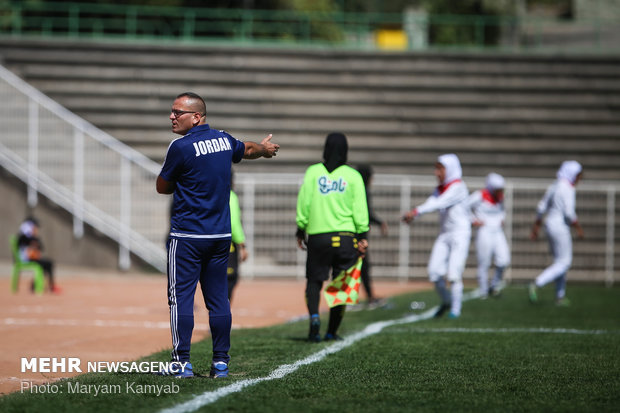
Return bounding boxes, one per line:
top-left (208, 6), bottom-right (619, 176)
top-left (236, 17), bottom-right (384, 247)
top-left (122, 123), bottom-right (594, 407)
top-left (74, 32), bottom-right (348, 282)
top-left (1, 2), bottom-right (619, 53)
top-left (0, 63), bottom-right (616, 284)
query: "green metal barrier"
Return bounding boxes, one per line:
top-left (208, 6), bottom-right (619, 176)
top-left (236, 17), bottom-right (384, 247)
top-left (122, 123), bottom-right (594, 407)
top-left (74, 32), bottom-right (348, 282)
top-left (0, 1), bottom-right (618, 52)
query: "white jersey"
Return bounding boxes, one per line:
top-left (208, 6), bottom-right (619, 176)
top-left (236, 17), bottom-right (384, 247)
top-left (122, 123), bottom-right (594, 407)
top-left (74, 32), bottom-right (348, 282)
top-left (536, 179), bottom-right (577, 228)
top-left (468, 189), bottom-right (505, 231)
top-left (416, 180), bottom-right (471, 234)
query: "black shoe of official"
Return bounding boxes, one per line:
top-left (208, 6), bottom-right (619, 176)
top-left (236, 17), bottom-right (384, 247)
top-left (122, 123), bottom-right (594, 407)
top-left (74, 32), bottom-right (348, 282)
top-left (434, 303), bottom-right (450, 318)
top-left (324, 333), bottom-right (343, 341)
top-left (308, 317), bottom-right (321, 342)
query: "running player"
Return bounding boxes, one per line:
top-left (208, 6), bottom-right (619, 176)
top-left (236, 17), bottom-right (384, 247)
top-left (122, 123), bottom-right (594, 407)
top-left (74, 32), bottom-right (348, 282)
top-left (468, 173), bottom-right (510, 298)
top-left (529, 161), bottom-right (584, 306)
top-left (156, 92), bottom-right (279, 378)
top-left (402, 154), bottom-right (471, 319)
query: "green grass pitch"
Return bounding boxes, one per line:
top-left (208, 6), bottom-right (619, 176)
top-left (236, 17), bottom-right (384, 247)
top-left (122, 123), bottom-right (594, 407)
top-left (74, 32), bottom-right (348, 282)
top-left (2, 284), bottom-right (619, 412)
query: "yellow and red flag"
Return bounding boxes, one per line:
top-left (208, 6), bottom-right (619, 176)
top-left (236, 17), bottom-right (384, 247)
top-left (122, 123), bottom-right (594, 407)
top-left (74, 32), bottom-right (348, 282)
top-left (323, 257), bottom-right (363, 308)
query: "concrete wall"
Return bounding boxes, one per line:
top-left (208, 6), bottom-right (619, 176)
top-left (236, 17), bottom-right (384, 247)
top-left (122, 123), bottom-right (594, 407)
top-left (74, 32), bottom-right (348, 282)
top-left (575, 0), bottom-right (620, 20)
top-left (1, 38), bottom-right (618, 181)
top-left (0, 167), bottom-right (151, 272)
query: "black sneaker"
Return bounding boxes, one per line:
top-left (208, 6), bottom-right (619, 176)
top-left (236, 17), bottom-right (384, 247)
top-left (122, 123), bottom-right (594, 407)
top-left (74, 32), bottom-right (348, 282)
top-left (308, 317), bottom-right (321, 342)
top-left (324, 333), bottom-right (343, 341)
top-left (434, 303), bottom-right (450, 318)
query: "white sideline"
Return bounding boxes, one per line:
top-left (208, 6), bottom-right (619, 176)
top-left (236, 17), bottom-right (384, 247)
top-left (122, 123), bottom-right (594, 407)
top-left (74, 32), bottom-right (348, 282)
top-left (161, 321), bottom-right (615, 413)
top-left (159, 291), bottom-right (488, 413)
top-left (157, 288), bottom-right (610, 413)
top-left (160, 287), bottom-right (616, 413)
top-left (407, 327), bottom-right (611, 335)
top-left (160, 290), bottom-right (486, 413)
top-left (160, 307), bottom-right (439, 413)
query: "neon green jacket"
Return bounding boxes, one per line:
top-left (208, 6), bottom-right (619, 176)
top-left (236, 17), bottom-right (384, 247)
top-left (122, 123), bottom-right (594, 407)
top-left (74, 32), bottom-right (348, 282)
top-left (296, 163), bottom-right (369, 236)
top-left (230, 190), bottom-right (245, 244)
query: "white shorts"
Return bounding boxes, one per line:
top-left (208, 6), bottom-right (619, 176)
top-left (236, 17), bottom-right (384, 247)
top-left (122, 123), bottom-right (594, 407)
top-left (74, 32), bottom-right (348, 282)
top-left (545, 221), bottom-right (572, 270)
top-left (476, 227), bottom-right (510, 270)
top-left (428, 230), bottom-right (471, 282)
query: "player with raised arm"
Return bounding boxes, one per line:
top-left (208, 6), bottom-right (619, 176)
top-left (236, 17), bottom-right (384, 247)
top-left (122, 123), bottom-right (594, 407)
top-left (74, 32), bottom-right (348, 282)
top-left (402, 154), bottom-right (471, 319)
top-left (529, 161), bottom-right (584, 306)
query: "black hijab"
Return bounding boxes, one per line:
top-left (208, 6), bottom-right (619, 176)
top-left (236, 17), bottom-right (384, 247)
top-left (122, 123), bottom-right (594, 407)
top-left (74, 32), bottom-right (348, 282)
top-left (356, 164), bottom-right (372, 187)
top-left (322, 132), bottom-right (348, 173)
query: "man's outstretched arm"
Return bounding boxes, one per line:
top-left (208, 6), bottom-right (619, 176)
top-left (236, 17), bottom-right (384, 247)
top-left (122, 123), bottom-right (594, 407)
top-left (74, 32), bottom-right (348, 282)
top-left (244, 134), bottom-right (280, 159)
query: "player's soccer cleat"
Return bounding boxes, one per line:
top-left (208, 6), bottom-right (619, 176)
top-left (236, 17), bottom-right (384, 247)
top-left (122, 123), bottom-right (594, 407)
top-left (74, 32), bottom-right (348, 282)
top-left (323, 333), bottom-right (343, 341)
top-left (528, 283), bottom-right (538, 303)
top-left (489, 287), bottom-right (501, 298)
top-left (210, 361), bottom-right (229, 378)
top-left (434, 303), bottom-right (450, 318)
top-left (308, 316), bottom-right (321, 342)
top-left (155, 361), bottom-right (194, 378)
top-left (447, 312), bottom-right (460, 319)
top-left (555, 297), bottom-right (571, 307)
top-left (367, 297), bottom-right (387, 310)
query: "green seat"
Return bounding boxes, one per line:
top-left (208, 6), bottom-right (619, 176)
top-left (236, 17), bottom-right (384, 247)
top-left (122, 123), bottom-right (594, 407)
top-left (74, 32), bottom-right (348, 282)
top-left (9, 235), bottom-right (45, 295)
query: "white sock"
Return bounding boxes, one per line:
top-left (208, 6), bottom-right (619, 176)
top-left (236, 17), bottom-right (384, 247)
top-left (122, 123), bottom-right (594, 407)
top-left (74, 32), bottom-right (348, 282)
top-left (450, 280), bottom-right (463, 316)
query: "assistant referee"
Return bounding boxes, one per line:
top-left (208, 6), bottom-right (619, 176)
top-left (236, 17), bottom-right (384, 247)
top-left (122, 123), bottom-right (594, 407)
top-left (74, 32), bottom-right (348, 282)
top-left (296, 132), bottom-right (369, 342)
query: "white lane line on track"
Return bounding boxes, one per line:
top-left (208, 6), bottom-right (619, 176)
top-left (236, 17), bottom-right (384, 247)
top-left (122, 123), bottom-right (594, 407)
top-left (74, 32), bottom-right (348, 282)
top-left (1, 318), bottom-right (209, 330)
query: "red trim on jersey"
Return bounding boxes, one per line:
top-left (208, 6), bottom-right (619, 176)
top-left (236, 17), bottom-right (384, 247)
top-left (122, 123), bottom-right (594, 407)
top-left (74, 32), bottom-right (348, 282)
top-left (482, 188), bottom-right (503, 204)
top-left (438, 179), bottom-right (461, 194)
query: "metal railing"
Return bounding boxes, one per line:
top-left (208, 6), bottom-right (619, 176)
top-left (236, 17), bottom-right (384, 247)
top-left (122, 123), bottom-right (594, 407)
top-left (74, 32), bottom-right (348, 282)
top-left (0, 64), bottom-right (616, 284)
top-left (1, 2), bottom-right (619, 52)
top-left (233, 173), bottom-right (617, 286)
top-left (0, 64), bottom-right (169, 272)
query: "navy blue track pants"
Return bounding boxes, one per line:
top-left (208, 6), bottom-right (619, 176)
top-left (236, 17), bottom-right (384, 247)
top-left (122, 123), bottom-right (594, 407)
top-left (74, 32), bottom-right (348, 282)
top-left (167, 237), bottom-right (231, 364)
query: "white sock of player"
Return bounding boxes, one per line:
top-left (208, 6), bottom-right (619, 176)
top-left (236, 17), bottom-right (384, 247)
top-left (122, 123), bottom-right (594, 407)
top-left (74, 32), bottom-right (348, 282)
top-left (450, 280), bottom-right (463, 316)
top-left (555, 273), bottom-right (567, 299)
top-left (491, 266), bottom-right (505, 289)
top-left (478, 267), bottom-right (489, 296)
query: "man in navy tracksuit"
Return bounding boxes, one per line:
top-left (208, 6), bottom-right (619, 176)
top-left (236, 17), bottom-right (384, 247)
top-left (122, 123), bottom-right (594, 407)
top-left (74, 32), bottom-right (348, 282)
top-left (156, 92), bottom-right (279, 378)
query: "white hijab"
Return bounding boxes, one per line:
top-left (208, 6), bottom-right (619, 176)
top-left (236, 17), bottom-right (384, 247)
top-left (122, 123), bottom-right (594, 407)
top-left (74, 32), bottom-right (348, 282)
top-left (19, 220), bottom-right (36, 238)
top-left (438, 154), bottom-right (462, 184)
top-left (556, 160), bottom-right (582, 184)
top-left (485, 172), bottom-right (505, 191)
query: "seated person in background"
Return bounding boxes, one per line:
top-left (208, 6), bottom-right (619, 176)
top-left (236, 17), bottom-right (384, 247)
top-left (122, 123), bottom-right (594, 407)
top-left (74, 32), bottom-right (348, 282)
top-left (18, 216), bottom-right (60, 294)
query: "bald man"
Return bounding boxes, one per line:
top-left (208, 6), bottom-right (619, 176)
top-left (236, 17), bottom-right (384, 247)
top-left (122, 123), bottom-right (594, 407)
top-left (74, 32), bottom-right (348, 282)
top-left (156, 92), bottom-right (279, 378)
